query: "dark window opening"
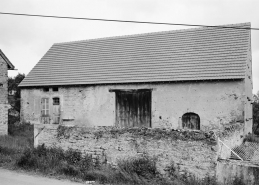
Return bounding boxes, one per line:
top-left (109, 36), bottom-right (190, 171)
top-left (182, 112), bottom-right (200, 130)
top-left (43, 87), bottom-right (49, 92)
top-left (0, 83), bottom-right (3, 87)
top-left (53, 97), bottom-right (60, 105)
top-left (53, 87), bottom-right (59, 92)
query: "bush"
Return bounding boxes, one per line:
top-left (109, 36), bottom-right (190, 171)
top-left (0, 145), bottom-right (16, 155)
top-left (117, 155), bottom-right (159, 180)
top-left (244, 133), bottom-right (259, 143)
top-left (8, 122), bottom-right (33, 137)
top-left (14, 144), bottom-right (250, 185)
top-left (16, 144), bottom-right (95, 177)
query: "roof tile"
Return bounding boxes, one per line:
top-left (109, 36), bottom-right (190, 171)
top-left (19, 23), bottom-right (251, 87)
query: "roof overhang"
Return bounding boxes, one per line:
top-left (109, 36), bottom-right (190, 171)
top-left (0, 49), bottom-right (15, 70)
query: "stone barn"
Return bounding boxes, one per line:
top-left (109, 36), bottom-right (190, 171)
top-left (0, 49), bottom-right (15, 135)
top-left (19, 23), bottom-right (253, 134)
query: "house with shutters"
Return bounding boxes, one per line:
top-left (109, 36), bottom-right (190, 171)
top-left (19, 22), bottom-right (253, 134)
top-left (0, 50), bottom-right (15, 135)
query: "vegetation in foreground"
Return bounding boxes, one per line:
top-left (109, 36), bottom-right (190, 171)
top-left (0, 123), bottom-right (246, 185)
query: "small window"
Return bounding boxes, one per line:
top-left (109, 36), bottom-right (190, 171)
top-left (41, 98), bottom-right (49, 116)
top-left (43, 87), bottom-right (49, 92)
top-left (182, 112), bottom-right (200, 130)
top-left (53, 97), bottom-right (60, 105)
top-left (0, 83), bottom-right (3, 88)
top-left (53, 87), bottom-right (59, 92)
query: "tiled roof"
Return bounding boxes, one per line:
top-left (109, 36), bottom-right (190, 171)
top-left (0, 50), bottom-right (15, 70)
top-left (19, 23), bottom-right (250, 87)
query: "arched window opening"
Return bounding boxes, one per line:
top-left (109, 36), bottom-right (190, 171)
top-left (182, 112), bottom-right (200, 130)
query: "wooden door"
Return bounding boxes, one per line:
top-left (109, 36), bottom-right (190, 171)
top-left (182, 113), bottom-right (200, 130)
top-left (52, 97), bottom-right (60, 124)
top-left (116, 90), bottom-right (151, 128)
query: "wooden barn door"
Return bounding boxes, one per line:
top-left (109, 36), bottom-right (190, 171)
top-left (115, 90), bottom-right (151, 128)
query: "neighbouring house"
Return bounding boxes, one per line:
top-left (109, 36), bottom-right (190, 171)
top-left (0, 50), bottom-right (15, 135)
top-left (19, 23), bottom-right (253, 134)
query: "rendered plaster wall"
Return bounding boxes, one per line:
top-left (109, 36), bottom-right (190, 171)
top-left (34, 124), bottom-right (217, 178)
top-left (218, 123), bottom-right (245, 159)
top-left (216, 159), bottom-right (259, 185)
top-left (21, 80), bottom-right (245, 131)
top-left (0, 55), bottom-right (8, 135)
top-left (244, 30), bottom-right (253, 135)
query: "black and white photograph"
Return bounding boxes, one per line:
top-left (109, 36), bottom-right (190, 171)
top-left (0, 0), bottom-right (259, 184)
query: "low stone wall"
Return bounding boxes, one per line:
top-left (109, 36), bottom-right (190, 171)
top-left (217, 123), bottom-right (245, 159)
top-left (217, 159), bottom-right (259, 185)
top-left (0, 104), bottom-right (9, 135)
top-left (35, 124), bottom-right (217, 178)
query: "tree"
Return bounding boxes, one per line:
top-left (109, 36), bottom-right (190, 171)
top-left (8, 73), bottom-right (25, 124)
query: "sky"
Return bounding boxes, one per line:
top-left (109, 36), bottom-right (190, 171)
top-left (0, 0), bottom-right (259, 93)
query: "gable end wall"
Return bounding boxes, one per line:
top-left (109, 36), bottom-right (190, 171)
top-left (244, 29), bottom-right (253, 135)
top-left (0, 55), bottom-right (9, 135)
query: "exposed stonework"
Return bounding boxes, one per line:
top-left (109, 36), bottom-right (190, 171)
top-left (0, 55), bottom-right (8, 104)
top-left (0, 53), bottom-right (10, 135)
top-left (0, 104), bottom-right (9, 135)
top-left (22, 80), bottom-right (246, 131)
top-left (244, 29), bottom-right (253, 135)
top-left (34, 124), bottom-right (217, 178)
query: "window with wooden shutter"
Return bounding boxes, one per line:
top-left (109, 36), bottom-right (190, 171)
top-left (41, 98), bottom-right (49, 116)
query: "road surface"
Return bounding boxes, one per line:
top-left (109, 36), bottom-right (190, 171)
top-left (0, 168), bottom-right (84, 185)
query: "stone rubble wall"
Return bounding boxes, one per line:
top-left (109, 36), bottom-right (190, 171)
top-left (0, 54), bottom-right (9, 135)
top-left (35, 124), bottom-right (217, 178)
top-left (0, 104), bottom-right (9, 135)
top-left (0, 55), bottom-right (8, 104)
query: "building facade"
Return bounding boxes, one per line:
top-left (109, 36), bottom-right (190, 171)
top-left (0, 50), bottom-right (15, 135)
top-left (19, 23), bottom-right (253, 134)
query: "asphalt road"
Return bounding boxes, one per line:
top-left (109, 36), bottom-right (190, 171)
top-left (0, 168), bottom-right (84, 185)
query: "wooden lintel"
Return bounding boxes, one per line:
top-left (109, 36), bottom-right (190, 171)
top-left (109, 88), bottom-right (152, 93)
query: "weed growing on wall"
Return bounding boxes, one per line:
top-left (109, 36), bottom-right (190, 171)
top-left (57, 125), bottom-right (74, 139)
top-left (93, 130), bottom-right (104, 140)
top-left (56, 126), bottom-right (217, 145)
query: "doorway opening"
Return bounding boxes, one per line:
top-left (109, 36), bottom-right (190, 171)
top-left (182, 112), bottom-right (200, 130)
top-left (114, 89), bottom-right (151, 128)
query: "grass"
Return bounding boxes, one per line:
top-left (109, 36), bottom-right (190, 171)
top-left (0, 123), bottom-right (249, 185)
top-left (16, 146), bottom-right (166, 184)
top-left (244, 133), bottom-right (259, 143)
top-left (0, 122), bottom-right (33, 168)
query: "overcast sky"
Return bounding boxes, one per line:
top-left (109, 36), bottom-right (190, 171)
top-left (1, 0), bottom-right (258, 93)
